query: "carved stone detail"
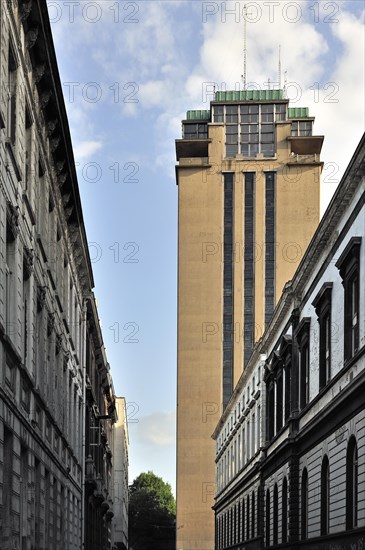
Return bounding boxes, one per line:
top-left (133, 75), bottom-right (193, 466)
top-left (34, 63), bottom-right (46, 83)
top-left (56, 160), bottom-right (65, 174)
top-left (56, 334), bottom-right (62, 355)
top-left (23, 246), bottom-right (34, 279)
top-left (50, 136), bottom-right (60, 152)
top-left (47, 119), bottom-right (58, 136)
top-left (47, 313), bottom-right (55, 336)
top-left (6, 201), bottom-right (19, 239)
top-left (25, 27), bottom-right (38, 49)
top-left (37, 285), bottom-right (46, 312)
top-left (20, 0), bottom-right (32, 21)
top-left (40, 90), bottom-right (52, 109)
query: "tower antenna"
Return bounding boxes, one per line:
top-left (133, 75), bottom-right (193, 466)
top-left (241, 4), bottom-right (247, 89)
top-left (278, 44), bottom-right (282, 89)
top-left (283, 70), bottom-right (288, 98)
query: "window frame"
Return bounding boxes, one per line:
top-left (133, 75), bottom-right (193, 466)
top-left (301, 468), bottom-right (308, 540)
top-left (282, 477), bottom-right (288, 543)
top-left (295, 318), bottom-right (311, 409)
top-left (335, 237), bottom-right (361, 362)
top-left (346, 437), bottom-right (358, 530)
top-left (313, 283), bottom-right (333, 389)
top-left (321, 455), bottom-right (330, 536)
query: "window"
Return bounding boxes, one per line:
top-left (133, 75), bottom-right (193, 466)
top-left (265, 172), bottom-right (276, 327)
top-left (213, 105), bottom-right (224, 123)
top-left (276, 372), bottom-right (283, 432)
top-left (241, 498), bottom-right (245, 542)
top-left (346, 437), bottom-right (358, 530)
top-left (279, 335), bottom-right (292, 422)
top-left (266, 489), bottom-right (270, 546)
top-left (246, 495), bottom-right (250, 539)
top-left (5, 355), bottom-right (16, 390)
top-left (273, 484), bottom-right (278, 545)
top-left (321, 456), bottom-right (330, 536)
top-left (251, 491), bottom-right (255, 539)
top-left (20, 446), bottom-right (28, 541)
top-left (6, 208), bottom-right (17, 337)
top-left (25, 107), bottom-right (33, 192)
top-left (244, 172), bottom-right (255, 366)
top-left (251, 413), bottom-right (255, 455)
top-left (237, 501), bottom-right (241, 543)
top-left (247, 420), bottom-right (250, 459)
top-left (291, 120), bottom-right (313, 136)
top-left (223, 173), bottom-right (234, 408)
top-left (313, 283), bottom-right (333, 389)
top-left (301, 468), bottom-right (308, 539)
top-left (2, 429), bottom-right (13, 549)
top-left (21, 379), bottom-right (30, 413)
top-left (336, 238), bottom-right (361, 361)
top-left (7, 42), bottom-right (18, 144)
top-left (282, 477), bottom-right (288, 543)
top-left (233, 504), bottom-right (237, 544)
top-left (296, 318), bottom-right (311, 409)
top-left (224, 103), bottom-right (280, 157)
top-left (182, 122), bottom-right (208, 139)
top-left (46, 419), bottom-right (52, 443)
top-left (266, 380), bottom-right (275, 441)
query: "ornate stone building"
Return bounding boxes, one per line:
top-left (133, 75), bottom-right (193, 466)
top-left (0, 1), bottom-right (127, 549)
top-left (213, 134), bottom-right (365, 549)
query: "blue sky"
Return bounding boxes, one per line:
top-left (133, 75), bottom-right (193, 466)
top-left (48, 0), bottom-right (365, 494)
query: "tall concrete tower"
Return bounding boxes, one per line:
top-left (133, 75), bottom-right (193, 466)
top-left (175, 89), bottom-right (324, 549)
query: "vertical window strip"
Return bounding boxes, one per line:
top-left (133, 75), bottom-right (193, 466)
top-left (244, 172), bottom-right (255, 366)
top-left (301, 468), bottom-right (308, 539)
top-left (223, 173), bottom-right (234, 408)
top-left (265, 172), bottom-right (276, 327)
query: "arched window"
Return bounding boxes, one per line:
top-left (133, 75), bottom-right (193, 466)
top-left (266, 489), bottom-right (270, 546)
top-left (301, 468), bottom-right (308, 540)
top-left (273, 484), bottom-right (278, 545)
top-left (346, 437), bottom-right (358, 530)
top-left (321, 456), bottom-right (330, 536)
top-left (282, 477), bottom-right (288, 543)
top-left (251, 491), bottom-right (255, 539)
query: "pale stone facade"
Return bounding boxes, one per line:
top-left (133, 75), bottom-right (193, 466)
top-left (111, 397), bottom-right (129, 550)
top-left (176, 91), bottom-right (323, 549)
top-left (213, 134), bottom-right (365, 549)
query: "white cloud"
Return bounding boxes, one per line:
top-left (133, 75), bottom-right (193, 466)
top-left (74, 140), bottom-right (103, 161)
top-left (136, 411), bottom-right (176, 447)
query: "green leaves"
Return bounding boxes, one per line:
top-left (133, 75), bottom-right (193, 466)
top-left (129, 471), bottom-right (176, 550)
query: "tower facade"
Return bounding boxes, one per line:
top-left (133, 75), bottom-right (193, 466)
top-left (175, 90), bottom-right (324, 549)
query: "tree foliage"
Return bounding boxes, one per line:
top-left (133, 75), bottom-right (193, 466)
top-left (129, 471), bottom-right (176, 550)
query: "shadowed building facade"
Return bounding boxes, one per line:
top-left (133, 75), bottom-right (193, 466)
top-left (0, 1), bottom-right (127, 548)
top-left (213, 133), bottom-right (365, 550)
top-left (175, 90), bottom-right (324, 549)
